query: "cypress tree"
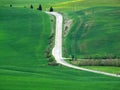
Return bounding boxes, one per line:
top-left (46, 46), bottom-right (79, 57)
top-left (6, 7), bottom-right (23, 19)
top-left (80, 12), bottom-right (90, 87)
top-left (10, 4), bottom-right (12, 7)
top-left (30, 5), bottom-right (33, 9)
top-left (38, 4), bottom-right (42, 11)
top-left (50, 6), bottom-right (53, 12)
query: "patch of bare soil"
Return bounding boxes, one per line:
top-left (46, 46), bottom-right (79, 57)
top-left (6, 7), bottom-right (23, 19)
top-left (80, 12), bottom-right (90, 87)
top-left (63, 19), bottom-right (73, 37)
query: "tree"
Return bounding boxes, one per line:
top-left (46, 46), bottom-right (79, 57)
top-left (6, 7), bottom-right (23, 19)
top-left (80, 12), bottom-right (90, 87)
top-left (10, 4), bottom-right (12, 7)
top-left (71, 55), bottom-right (75, 61)
top-left (50, 6), bottom-right (53, 12)
top-left (30, 5), bottom-right (33, 9)
top-left (38, 4), bottom-right (42, 11)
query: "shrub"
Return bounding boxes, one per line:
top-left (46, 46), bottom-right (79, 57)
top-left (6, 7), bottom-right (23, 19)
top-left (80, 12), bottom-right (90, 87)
top-left (10, 4), bottom-right (12, 7)
top-left (48, 61), bottom-right (59, 66)
top-left (30, 5), bottom-right (33, 9)
top-left (75, 59), bottom-right (120, 66)
top-left (50, 6), bottom-right (53, 12)
top-left (37, 4), bottom-right (42, 11)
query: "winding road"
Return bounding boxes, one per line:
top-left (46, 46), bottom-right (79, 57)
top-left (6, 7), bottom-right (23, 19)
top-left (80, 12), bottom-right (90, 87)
top-left (46, 12), bottom-right (120, 77)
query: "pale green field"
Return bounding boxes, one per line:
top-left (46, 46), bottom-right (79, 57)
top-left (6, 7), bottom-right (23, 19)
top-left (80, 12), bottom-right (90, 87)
top-left (82, 66), bottom-right (120, 74)
top-left (0, 0), bottom-right (120, 11)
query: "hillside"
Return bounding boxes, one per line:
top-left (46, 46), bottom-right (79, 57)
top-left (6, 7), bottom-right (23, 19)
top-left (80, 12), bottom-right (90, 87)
top-left (0, 0), bottom-right (120, 89)
top-left (1, 0), bottom-right (120, 11)
top-left (54, 0), bottom-right (120, 11)
top-left (0, 7), bottom-right (51, 67)
top-left (0, 0), bottom-right (70, 10)
top-left (0, 6), bottom-right (120, 90)
top-left (63, 6), bottom-right (120, 59)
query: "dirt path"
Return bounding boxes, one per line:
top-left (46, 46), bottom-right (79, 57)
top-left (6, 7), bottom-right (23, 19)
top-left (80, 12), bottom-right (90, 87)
top-left (46, 12), bottom-right (120, 78)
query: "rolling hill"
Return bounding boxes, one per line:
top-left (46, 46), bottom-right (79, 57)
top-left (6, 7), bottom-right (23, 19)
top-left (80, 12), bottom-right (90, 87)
top-left (0, 0), bottom-right (120, 90)
top-left (63, 6), bottom-right (120, 59)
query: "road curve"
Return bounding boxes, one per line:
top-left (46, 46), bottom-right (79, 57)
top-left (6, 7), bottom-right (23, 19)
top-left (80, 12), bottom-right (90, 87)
top-left (46, 12), bottom-right (120, 78)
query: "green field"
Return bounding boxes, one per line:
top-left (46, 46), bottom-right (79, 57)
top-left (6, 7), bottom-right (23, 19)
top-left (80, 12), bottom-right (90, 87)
top-left (54, 0), bottom-right (120, 11)
top-left (82, 66), bottom-right (120, 74)
top-left (0, 7), bottom-right (51, 66)
top-left (0, 0), bottom-right (70, 11)
top-left (0, 0), bottom-right (120, 90)
top-left (63, 6), bottom-right (120, 59)
top-left (1, 0), bottom-right (120, 11)
top-left (0, 6), bottom-right (120, 90)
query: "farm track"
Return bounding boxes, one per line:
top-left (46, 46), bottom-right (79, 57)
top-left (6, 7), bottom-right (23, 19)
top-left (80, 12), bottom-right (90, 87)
top-left (46, 12), bottom-right (120, 78)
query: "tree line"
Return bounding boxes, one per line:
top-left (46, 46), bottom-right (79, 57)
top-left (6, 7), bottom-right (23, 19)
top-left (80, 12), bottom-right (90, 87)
top-left (10, 4), bottom-right (54, 12)
top-left (30, 4), bottom-right (54, 12)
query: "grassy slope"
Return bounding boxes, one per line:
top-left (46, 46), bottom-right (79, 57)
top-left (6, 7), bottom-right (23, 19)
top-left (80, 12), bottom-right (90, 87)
top-left (0, 7), bottom-right (120, 90)
top-left (1, 0), bottom-right (120, 11)
top-left (54, 0), bottom-right (120, 11)
top-left (0, 7), bottom-right (50, 66)
top-left (64, 6), bottom-right (120, 59)
top-left (0, 0), bottom-right (70, 11)
top-left (82, 66), bottom-right (120, 74)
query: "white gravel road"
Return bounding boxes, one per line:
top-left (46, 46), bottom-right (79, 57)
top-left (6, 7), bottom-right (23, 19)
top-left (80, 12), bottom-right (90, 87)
top-left (46, 12), bottom-right (120, 77)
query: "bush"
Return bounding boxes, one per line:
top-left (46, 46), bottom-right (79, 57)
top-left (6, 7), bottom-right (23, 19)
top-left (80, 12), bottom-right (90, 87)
top-left (48, 61), bottom-right (59, 66)
top-left (37, 4), bottom-right (42, 11)
top-left (30, 5), bottom-right (33, 9)
top-left (73, 59), bottom-right (120, 66)
top-left (10, 4), bottom-right (12, 7)
top-left (50, 6), bottom-right (53, 12)
top-left (48, 56), bottom-right (54, 62)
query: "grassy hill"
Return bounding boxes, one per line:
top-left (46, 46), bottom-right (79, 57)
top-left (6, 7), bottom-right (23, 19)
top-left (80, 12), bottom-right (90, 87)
top-left (0, 7), bottom-right (120, 90)
top-left (0, 0), bottom-right (70, 11)
top-left (0, 7), bottom-right (51, 67)
top-left (1, 0), bottom-right (120, 11)
top-left (63, 6), bottom-right (120, 59)
top-left (54, 0), bottom-right (120, 11)
top-left (0, 0), bottom-right (120, 89)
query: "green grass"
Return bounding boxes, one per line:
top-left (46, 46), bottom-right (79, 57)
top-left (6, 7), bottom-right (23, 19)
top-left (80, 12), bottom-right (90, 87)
top-left (1, 0), bottom-right (120, 11)
top-left (0, 7), bottom-right (120, 90)
top-left (0, 7), bottom-right (51, 66)
top-left (0, 0), bottom-right (120, 89)
top-left (81, 66), bottom-right (120, 74)
top-left (54, 0), bottom-right (120, 11)
top-left (1, 69), bottom-right (120, 90)
top-left (0, 0), bottom-right (71, 11)
top-left (63, 6), bottom-right (120, 59)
